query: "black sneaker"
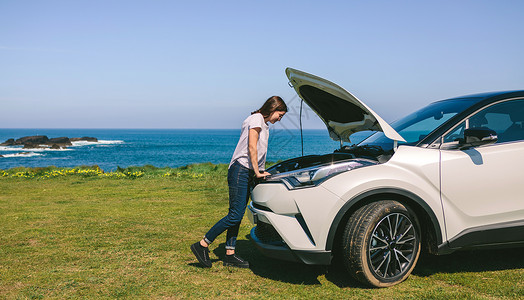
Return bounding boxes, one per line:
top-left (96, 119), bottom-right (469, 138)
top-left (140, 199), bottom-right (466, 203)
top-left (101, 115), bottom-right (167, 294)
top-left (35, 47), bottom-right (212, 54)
top-left (223, 253), bottom-right (249, 268)
top-left (190, 242), bottom-right (212, 268)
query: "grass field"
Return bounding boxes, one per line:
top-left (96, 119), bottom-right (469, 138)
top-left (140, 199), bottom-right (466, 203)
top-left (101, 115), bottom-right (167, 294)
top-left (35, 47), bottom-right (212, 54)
top-left (1, 164), bottom-right (523, 299)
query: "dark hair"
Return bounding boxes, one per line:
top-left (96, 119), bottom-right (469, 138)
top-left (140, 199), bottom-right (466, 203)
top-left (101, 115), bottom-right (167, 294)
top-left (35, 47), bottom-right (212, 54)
top-left (251, 96), bottom-right (287, 117)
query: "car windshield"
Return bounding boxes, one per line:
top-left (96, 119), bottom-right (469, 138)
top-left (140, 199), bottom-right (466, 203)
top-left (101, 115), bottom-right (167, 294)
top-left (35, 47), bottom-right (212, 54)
top-left (357, 97), bottom-right (481, 151)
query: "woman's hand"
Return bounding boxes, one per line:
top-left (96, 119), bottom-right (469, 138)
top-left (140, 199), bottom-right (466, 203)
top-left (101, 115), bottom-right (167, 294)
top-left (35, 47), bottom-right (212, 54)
top-left (255, 171), bottom-right (271, 178)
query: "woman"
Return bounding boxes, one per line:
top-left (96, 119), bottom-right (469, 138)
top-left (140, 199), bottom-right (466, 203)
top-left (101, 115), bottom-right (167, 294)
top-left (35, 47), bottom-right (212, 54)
top-left (191, 96), bottom-right (287, 268)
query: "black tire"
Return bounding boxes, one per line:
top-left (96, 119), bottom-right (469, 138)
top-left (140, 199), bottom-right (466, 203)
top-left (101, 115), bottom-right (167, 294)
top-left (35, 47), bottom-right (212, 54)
top-left (342, 200), bottom-right (421, 287)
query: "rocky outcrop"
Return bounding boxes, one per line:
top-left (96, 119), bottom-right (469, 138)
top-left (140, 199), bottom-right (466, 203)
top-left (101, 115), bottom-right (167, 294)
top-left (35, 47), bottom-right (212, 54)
top-left (0, 138), bottom-right (15, 146)
top-left (1, 135), bottom-right (98, 149)
top-left (49, 137), bottom-right (72, 146)
top-left (16, 136), bottom-right (50, 145)
top-left (22, 144), bottom-right (46, 149)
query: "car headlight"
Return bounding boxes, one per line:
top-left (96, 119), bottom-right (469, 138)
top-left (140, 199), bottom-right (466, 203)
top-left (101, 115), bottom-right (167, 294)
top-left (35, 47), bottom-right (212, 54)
top-left (266, 159), bottom-right (376, 189)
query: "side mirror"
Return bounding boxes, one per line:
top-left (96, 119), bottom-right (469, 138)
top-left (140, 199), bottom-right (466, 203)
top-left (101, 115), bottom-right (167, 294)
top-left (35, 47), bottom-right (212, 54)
top-left (459, 128), bottom-right (498, 149)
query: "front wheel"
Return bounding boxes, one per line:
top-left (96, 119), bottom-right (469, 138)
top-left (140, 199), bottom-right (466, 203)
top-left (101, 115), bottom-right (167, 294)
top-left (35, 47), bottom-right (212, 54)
top-left (342, 200), bottom-right (421, 287)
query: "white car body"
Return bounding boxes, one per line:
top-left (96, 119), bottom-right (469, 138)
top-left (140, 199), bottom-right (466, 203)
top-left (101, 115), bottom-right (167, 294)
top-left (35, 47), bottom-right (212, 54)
top-left (247, 68), bottom-right (524, 287)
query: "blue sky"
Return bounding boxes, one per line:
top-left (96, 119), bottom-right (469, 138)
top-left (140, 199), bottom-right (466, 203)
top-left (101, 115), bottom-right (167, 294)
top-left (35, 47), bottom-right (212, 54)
top-left (1, 0), bottom-right (523, 129)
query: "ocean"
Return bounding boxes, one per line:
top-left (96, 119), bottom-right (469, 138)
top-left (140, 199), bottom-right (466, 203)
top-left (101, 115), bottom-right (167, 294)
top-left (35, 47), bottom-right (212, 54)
top-left (0, 128), bottom-right (371, 171)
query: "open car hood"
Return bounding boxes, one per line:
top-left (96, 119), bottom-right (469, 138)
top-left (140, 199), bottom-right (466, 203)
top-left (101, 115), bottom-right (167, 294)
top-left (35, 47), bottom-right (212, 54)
top-left (286, 68), bottom-right (405, 143)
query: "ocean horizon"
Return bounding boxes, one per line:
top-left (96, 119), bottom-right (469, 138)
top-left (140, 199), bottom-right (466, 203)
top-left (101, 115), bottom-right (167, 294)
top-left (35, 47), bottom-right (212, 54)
top-left (0, 128), bottom-right (371, 171)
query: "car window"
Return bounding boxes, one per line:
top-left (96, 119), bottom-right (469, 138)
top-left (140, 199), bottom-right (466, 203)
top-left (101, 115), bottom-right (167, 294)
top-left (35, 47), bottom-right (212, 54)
top-left (443, 121), bottom-right (466, 143)
top-left (400, 113), bottom-right (455, 144)
top-left (484, 113), bottom-right (512, 132)
top-left (443, 99), bottom-right (524, 144)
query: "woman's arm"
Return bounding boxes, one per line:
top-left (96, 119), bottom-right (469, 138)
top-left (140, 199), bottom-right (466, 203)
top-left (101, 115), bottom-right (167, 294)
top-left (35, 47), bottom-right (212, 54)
top-left (248, 127), bottom-right (271, 178)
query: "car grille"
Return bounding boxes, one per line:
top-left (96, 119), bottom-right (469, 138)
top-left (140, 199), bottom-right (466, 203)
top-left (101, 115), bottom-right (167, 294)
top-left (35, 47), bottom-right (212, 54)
top-left (254, 222), bottom-right (285, 246)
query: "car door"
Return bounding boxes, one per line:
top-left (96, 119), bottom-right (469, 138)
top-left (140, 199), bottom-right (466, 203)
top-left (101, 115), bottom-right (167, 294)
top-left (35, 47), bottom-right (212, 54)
top-left (439, 98), bottom-right (524, 248)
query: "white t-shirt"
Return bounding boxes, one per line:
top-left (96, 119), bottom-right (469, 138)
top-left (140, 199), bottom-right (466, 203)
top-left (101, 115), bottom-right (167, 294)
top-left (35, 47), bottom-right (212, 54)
top-left (229, 113), bottom-right (269, 170)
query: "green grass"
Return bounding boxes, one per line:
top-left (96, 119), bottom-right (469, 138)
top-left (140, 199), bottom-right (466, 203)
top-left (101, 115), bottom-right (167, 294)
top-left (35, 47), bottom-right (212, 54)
top-left (0, 164), bottom-right (523, 299)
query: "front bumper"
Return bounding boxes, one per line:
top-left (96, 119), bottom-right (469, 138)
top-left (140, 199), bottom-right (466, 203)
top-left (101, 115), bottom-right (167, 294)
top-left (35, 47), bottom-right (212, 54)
top-left (248, 204), bottom-right (332, 265)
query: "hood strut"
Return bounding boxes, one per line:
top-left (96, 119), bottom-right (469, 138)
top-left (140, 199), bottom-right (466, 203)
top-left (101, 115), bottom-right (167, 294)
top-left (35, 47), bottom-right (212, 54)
top-left (300, 99), bottom-right (304, 156)
top-left (291, 79), bottom-right (306, 157)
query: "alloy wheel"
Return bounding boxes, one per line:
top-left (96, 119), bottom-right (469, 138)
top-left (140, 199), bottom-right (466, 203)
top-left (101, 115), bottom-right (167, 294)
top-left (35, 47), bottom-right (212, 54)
top-left (368, 212), bottom-right (417, 279)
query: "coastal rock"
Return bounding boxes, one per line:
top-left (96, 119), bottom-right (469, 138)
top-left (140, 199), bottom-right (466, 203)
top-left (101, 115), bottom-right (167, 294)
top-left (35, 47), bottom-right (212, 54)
top-left (49, 137), bottom-right (72, 146)
top-left (0, 138), bottom-right (15, 146)
top-left (3, 135), bottom-right (98, 150)
top-left (23, 143), bottom-right (46, 149)
top-left (15, 136), bottom-right (49, 145)
top-left (71, 137), bottom-right (98, 142)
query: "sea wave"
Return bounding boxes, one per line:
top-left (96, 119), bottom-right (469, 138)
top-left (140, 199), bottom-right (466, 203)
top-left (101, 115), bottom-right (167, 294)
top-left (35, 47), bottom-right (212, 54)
top-left (0, 146), bottom-right (22, 151)
top-left (70, 140), bottom-right (124, 146)
top-left (1, 152), bottom-right (43, 158)
top-left (0, 146), bottom-right (72, 152)
top-left (0, 140), bottom-right (124, 152)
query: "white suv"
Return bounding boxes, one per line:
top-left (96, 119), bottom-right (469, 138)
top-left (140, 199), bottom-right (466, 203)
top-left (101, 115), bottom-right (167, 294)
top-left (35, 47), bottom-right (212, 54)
top-left (247, 68), bottom-right (524, 287)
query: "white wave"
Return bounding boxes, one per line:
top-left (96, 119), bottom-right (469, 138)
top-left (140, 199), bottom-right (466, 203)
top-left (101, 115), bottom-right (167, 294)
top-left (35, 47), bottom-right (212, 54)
top-left (1, 152), bottom-right (43, 158)
top-left (0, 140), bottom-right (124, 155)
top-left (19, 147), bottom-right (71, 152)
top-left (0, 146), bottom-right (23, 151)
top-left (70, 140), bottom-right (124, 147)
top-left (98, 140), bottom-right (124, 144)
top-left (0, 146), bottom-right (71, 152)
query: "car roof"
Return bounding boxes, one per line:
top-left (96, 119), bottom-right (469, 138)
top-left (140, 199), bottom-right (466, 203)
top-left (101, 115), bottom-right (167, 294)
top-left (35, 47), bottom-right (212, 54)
top-left (442, 90), bottom-right (524, 103)
top-left (418, 90), bottom-right (524, 147)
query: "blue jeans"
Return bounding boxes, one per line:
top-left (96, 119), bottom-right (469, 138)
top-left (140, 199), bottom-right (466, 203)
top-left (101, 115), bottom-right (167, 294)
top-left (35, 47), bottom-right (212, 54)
top-left (204, 161), bottom-right (254, 250)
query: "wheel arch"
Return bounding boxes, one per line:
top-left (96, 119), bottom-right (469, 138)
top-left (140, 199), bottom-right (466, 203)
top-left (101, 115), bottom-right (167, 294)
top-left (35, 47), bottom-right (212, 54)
top-left (327, 188), bottom-right (443, 255)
